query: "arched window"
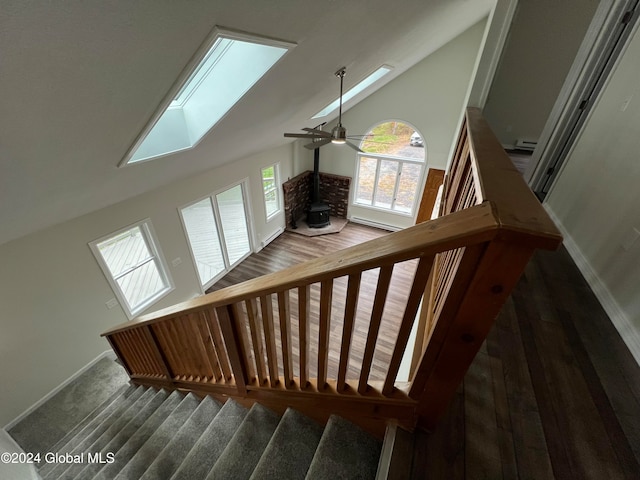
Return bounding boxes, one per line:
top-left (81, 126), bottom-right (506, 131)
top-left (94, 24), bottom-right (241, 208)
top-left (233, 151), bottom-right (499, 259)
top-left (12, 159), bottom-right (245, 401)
top-left (354, 121), bottom-right (426, 215)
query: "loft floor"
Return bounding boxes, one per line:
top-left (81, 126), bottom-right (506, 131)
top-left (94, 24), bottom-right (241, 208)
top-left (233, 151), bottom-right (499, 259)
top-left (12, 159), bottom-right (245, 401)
top-left (209, 221), bottom-right (640, 478)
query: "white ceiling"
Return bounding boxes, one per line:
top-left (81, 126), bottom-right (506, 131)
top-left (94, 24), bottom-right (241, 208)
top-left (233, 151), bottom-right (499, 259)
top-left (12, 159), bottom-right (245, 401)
top-left (0, 0), bottom-right (494, 246)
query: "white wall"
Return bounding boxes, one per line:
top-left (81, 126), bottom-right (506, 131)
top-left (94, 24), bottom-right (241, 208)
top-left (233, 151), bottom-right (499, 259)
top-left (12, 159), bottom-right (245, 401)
top-left (0, 143), bottom-right (293, 427)
top-left (294, 20), bottom-right (487, 230)
top-left (482, 0), bottom-right (598, 147)
top-left (545, 21), bottom-right (640, 363)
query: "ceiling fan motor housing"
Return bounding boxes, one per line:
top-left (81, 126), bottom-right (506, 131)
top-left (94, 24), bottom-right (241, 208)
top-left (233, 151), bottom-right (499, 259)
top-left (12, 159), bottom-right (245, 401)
top-left (331, 125), bottom-right (347, 144)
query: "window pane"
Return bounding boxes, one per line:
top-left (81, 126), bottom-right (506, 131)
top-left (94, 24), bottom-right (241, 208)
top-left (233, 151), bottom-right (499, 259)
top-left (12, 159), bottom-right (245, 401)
top-left (182, 198), bottom-right (226, 286)
top-left (97, 226), bottom-right (151, 278)
top-left (357, 157), bottom-right (377, 204)
top-left (116, 260), bottom-right (166, 310)
top-left (265, 189), bottom-right (278, 217)
top-left (374, 160), bottom-right (398, 208)
top-left (217, 185), bottom-right (251, 266)
top-left (261, 165), bottom-right (279, 218)
top-left (395, 163), bottom-right (422, 213)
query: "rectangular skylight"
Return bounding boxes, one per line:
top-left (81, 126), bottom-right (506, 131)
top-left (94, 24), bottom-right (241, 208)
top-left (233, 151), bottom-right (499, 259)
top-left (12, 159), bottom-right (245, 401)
top-left (311, 66), bottom-right (392, 119)
top-left (121, 28), bottom-right (293, 166)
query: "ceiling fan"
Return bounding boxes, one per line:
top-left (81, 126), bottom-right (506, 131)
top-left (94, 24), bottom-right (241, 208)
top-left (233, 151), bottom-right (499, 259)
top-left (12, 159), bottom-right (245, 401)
top-left (284, 67), bottom-right (370, 153)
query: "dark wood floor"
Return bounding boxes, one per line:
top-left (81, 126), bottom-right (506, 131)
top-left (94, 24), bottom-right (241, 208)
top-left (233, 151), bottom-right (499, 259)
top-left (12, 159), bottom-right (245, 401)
top-left (414, 246), bottom-right (640, 479)
top-left (210, 222), bottom-right (640, 479)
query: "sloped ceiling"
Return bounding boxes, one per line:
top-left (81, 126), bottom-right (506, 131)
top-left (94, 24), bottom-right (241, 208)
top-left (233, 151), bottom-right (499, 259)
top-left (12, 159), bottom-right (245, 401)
top-left (0, 0), bottom-right (494, 246)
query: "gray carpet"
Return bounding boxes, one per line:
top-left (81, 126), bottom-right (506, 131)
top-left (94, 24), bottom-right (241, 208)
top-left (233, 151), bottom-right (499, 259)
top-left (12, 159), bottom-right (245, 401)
top-left (8, 356), bottom-right (129, 457)
top-left (9, 358), bottom-right (383, 479)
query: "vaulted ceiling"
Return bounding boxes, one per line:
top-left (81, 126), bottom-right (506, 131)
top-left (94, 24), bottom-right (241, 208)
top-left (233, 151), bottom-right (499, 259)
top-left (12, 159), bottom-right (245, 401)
top-left (0, 0), bottom-right (494, 245)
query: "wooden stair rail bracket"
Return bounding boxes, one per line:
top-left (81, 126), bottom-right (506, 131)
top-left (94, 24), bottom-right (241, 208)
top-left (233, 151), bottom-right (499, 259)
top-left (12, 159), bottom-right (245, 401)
top-left (102, 107), bottom-right (561, 436)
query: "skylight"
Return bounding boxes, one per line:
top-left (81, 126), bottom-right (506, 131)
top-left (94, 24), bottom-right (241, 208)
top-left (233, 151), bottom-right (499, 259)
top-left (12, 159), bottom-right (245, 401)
top-left (311, 66), bottom-right (392, 119)
top-left (121, 28), bottom-right (293, 166)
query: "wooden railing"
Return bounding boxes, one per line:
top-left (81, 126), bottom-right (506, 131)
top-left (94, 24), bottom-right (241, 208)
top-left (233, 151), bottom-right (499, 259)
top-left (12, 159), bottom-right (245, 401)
top-left (102, 108), bottom-right (562, 435)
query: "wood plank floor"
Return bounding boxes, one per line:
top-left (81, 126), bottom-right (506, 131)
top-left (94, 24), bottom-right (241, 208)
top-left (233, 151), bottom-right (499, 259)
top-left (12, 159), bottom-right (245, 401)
top-left (413, 246), bottom-right (640, 479)
top-left (209, 222), bottom-right (640, 478)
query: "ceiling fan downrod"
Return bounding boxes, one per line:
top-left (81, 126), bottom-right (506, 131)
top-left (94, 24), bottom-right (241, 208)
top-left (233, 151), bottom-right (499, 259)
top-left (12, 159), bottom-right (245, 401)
top-left (331, 67), bottom-right (347, 144)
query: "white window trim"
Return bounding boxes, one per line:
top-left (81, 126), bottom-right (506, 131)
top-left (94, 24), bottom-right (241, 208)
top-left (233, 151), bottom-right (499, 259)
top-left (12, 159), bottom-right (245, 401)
top-left (178, 179), bottom-right (255, 293)
top-left (353, 153), bottom-right (426, 216)
top-left (261, 163), bottom-right (281, 221)
top-left (89, 219), bottom-right (174, 320)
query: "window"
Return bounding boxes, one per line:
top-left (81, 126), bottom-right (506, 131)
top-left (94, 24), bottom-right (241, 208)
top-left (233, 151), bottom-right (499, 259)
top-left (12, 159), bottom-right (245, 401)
top-left (180, 182), bottom-right (253, 290)
top-left (312, 66), bottom-right (392, 119)
top-left (354, 121), bottom-right (426, 215)
top-left (121, 28), bottom-right (293, 166)
top-left (261, 164), bottom-right (280, 219)
top-left (90, 220), bottom-right (173, 319)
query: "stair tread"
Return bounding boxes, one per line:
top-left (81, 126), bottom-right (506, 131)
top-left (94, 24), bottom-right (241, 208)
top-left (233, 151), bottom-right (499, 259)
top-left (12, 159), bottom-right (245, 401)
top-left (305, 415), bottom-right (382, 480)
top-left (205, 403), bottom-right (280, 480)
top-left (71, 389), bottom-right (169, 480)
top-left (90, 390), bottom-right (184, 480)
top-left (44, 384), bottom-right (133, 462)
top-left (249, 408), bottom-right (324, 480)
top-left (52, 387), bottom-right (158, 480)
top-left (113, 393), bottom-right (200, 479)
top-left (140, 396), bottom-right (222, 480)
top-left (42, 385), bottom-right (147, 479)
top-left (170, 399), bottom-right (248, 480)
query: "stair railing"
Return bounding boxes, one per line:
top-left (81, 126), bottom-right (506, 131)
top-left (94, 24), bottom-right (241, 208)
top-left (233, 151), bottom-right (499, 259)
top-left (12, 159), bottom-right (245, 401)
top-left (102, 108), bottom-right (562, 434)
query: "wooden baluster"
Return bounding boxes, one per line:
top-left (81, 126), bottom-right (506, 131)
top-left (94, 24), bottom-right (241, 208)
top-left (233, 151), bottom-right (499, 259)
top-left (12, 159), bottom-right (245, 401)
top-left (231, 302), bottom-right (256, 382)
top-left (172, 316), bottom-right (197, 381)
top-left (173, 316), bottom-right (198, 380)
top-left (204, 309), bottom-right (232, 381)
top-left (383, 256), bottom-right (434, 395)
top-left (278, 290), bottom-right (294, 387)
top-left (142, 325), bottom-right (174, 381)
top-left (260, 294), bottom-right (279, 387)
top-left (245, 298), bottom-right (267, 386)
top-left (298, 284), bottom-right (311, 388)
top-left (195, 311), bottom-right (223, 382)
top-left (337, 273), bottom-right (361, 392)
top-left (358, 265), bottom-right (394, 394)
top-left (188, 313), bottom-right (216, 381)
top-left (120, 331), bottom-right (143, 374)
top-left (216, 305), bottom-right (249, 394)
top-left (156, 322), bottom-right (185, 379)
top-left (130, 329), bottom-right (154, 374)
top-left (318, 279), bottom-right (333, 390)
top-left (166, 320), bottom-right (191, 380)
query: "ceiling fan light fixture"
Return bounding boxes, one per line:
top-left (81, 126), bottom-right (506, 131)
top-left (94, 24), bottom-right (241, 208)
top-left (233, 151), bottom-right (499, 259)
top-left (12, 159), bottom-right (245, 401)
top-left (331, 124), bottom-right (347, 144)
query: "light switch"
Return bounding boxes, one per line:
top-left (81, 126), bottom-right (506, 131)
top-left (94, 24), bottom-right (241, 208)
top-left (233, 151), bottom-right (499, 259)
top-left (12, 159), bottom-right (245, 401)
top-left (105, 298), bottom-right (118, 309)
top-left (172, 257), bottom-right (182, 267)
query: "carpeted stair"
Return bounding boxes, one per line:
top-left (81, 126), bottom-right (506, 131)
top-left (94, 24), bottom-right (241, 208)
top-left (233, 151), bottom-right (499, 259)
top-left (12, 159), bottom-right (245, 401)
top-left (31, 385), bottom-right (382, 479)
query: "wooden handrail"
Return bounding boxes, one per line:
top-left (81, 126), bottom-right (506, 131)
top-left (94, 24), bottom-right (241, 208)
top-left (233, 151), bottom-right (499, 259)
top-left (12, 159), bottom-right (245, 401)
top-left (102, 203), bottom-right (498, 336)
top-left (101, 108), bottom-right (562, 436)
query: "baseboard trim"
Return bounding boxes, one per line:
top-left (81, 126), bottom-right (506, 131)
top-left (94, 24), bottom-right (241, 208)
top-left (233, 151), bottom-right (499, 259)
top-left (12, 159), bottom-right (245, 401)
top-left (544, 205), bottom-right (640, 366)
top-left (4, 350), bottom-right (117, 430)
top-left (349, 216), bottom-right (400, 232)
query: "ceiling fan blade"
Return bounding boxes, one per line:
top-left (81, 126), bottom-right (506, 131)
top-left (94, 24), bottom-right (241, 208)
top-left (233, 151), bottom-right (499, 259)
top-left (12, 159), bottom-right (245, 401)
top-left (302, 127), bottom-right (331, 137)
top-left (304, 138), bottom-right (332, 149)
top-left (284, 133), bottom-right (325, 139)
top-left (345, 140), bottom-right (364, 153)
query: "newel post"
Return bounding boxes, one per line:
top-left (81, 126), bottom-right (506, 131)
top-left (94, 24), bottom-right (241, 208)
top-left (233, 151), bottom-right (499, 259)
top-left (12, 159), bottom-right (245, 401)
top-left (216, 305), bottom-right (249, 395)
top-left (142, 325), bottom-right (176, 388)
top-left (409, 239), bottom-right (536, 430)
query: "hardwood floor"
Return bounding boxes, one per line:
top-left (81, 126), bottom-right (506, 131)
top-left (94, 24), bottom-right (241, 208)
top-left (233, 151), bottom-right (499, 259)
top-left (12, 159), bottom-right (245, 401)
top-left (413, 246), bottom-right (640, 479)
top-left (209, 222), bottom-right (640, 478)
